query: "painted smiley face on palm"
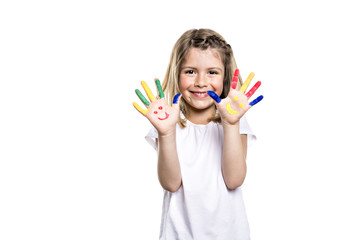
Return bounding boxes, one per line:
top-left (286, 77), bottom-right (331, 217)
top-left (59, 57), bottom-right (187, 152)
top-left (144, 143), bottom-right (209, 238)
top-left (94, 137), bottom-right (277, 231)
top-left (226, 96), bottom-right (245, 115)
top-left (153, 106), bottom-right (169, 120)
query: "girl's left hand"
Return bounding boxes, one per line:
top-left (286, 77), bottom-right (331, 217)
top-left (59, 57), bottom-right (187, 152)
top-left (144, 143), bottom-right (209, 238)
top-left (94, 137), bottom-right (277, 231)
top-left (207, 69), bottom-right (263, 125)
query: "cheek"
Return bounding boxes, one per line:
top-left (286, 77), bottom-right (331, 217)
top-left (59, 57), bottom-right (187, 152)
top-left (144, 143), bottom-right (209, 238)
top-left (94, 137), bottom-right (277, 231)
top-left (211, 77), bottom-right (224, 94)
top-left (179, 76), bottom-right (193, 92)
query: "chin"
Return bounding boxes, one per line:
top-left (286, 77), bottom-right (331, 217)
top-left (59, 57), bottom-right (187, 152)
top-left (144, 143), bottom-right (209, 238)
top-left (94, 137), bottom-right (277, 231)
top-left (187, 101), bottom-right (215, 112)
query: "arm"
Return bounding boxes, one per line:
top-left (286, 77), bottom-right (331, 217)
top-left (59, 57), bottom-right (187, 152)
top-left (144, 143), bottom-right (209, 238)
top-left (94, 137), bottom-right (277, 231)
top-left (222, 122), bottom-right (248, 190)
top-left (156, 131), bottom-right (182, 193)
top-left (133, 79), bottom-right (182, 192)
top-left (208, 69), bottom-right (263, 190)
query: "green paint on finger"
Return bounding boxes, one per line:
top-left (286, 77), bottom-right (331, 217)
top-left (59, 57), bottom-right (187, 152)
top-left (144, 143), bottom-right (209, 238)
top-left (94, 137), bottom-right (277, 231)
top-left (155, 79), bottom-right (164, 98)
top-left (135, 89), bottom-right (150, 106)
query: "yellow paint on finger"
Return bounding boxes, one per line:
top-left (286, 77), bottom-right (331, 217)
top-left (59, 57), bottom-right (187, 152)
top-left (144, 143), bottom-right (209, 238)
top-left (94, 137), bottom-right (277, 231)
top-left (226, 103), bottom-right (239, 115)
top-left (239, 103), bottom-right (244, 109)
top-left (240, 72), bottom-right (255, 93)
top-left (133, 102), bottom-right (150, 115)
top-left (141, 81), bottom-right (155, 101)
top-left (234, 96), bottom-right (239, 101)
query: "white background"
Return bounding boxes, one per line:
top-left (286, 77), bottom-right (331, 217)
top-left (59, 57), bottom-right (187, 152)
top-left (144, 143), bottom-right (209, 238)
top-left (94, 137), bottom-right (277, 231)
top-left (1, 0), bottom-right (359, 239)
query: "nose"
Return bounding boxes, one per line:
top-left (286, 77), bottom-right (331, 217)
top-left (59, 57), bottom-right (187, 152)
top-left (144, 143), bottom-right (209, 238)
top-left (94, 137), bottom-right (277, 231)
top-left (194, 73), bottom-right (208, 88)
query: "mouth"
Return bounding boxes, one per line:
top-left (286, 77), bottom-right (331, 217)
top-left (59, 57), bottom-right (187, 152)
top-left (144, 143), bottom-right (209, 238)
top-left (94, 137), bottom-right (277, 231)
top-left (158, 112), bottom-right (169, 120)
top-left (190, 91), bottom-right (208, 98)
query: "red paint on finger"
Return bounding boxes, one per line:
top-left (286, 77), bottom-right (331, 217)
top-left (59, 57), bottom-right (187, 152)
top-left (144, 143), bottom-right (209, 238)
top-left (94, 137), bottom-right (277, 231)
top-left (246, 81), bottom-right (261, 98)
top-left (231, 69), bottom-right (240, 89)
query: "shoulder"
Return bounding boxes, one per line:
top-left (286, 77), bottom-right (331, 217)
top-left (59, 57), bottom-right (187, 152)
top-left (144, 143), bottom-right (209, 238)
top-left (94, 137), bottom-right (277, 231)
top-left (145, 126), bottom-right (158, 150)
top-left (239, 116), bottom-right (257, 145)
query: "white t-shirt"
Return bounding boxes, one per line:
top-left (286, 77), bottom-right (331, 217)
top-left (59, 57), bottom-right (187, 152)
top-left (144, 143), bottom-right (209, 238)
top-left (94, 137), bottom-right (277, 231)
top-left (145, 116), bottom-right (256, 240)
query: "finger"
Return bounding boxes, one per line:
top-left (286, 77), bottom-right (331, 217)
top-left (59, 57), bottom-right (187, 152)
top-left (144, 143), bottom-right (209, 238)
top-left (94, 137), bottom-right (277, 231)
top-left (155, 79), bottom-right (165, 99)
top-left (141, 81), bottom-right (155, 101)
top-left (240, 72), bottom-right (255, 93)
top-left (245, 81), bottom-right (261, 98)
top-left (231, 69), bottom-right (240, 89)
top-left (207, 91), bottom-right (221, 103)
top-left (173, 93), bottom-right (181, 104)
top-left (249, 95), bottom-right (264, 106)
top-left (135, 89), bottom-right (150, 106)
top-left (133, 102), bottom-right (150, 115)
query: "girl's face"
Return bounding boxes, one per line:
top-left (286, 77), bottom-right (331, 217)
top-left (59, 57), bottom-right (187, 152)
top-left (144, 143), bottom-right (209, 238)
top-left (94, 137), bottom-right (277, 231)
top-left (179, 47), bottom-right (224, 119)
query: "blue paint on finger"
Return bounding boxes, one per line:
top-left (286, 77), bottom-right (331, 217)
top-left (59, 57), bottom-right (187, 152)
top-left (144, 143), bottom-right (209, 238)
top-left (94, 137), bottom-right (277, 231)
top-left (207, 91), bottom-right (221, 103)
top-left (249, 95), bottom-right (264, 106)
top-left (173, 93), bottom-right (181, 104)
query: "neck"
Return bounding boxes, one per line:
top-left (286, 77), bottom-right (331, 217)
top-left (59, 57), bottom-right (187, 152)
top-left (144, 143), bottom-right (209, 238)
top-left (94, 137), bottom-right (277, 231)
top-left (185, 105), bottom-right (216, 125)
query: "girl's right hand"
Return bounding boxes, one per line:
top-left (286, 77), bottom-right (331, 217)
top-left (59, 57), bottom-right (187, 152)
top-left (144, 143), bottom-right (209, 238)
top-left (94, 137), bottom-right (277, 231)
top-left (133, 79), bottom-right (181, 136)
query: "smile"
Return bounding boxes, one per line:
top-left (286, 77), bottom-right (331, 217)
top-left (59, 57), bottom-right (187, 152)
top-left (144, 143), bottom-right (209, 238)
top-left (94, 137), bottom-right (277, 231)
top-left (191, 91), bottom-right (208, 98)
top-left (158, 112), bottom-right (169, 120)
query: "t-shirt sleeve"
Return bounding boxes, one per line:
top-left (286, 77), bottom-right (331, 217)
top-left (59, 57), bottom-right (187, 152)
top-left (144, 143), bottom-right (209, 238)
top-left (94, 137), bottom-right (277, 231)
top-left (145, 126), bottom-right (159, 150)
top-left (145, 117), bottom-right (256, 149)
top-left (239, 116), bottom-right (257, 146)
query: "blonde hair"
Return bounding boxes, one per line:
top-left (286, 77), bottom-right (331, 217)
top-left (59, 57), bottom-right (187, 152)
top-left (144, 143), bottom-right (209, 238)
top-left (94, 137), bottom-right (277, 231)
top-left (162, 29), bottom-right (243, 127)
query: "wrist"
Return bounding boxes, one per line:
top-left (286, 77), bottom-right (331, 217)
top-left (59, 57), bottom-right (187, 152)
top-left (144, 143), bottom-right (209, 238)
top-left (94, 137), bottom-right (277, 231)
top-left (158, 128), bottom-right (176, 138)
top-left (222, 121), bottom-right (240, 135)
top-left (222, 120), bottom-right (240, 128)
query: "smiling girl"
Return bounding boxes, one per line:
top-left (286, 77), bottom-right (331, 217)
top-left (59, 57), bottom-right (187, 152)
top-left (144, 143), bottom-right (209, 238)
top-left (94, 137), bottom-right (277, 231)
top-left (133, 29), bottom-right (263, 239)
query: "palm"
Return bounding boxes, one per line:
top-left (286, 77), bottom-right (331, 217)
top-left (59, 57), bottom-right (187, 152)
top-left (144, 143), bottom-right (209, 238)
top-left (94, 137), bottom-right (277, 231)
top-left (145, 98), bottom-right (180, 135)
top-left (217, 89), bottom-right (251, 125)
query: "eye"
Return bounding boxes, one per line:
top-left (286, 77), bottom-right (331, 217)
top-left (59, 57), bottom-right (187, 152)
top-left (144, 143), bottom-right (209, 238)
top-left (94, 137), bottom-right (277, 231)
top-left (154, 111), bottom-right (158, 114)
top-left (209, 70), bottom-right (217, 75)
top-left (158, 106), bottom-right (163, 110)
top-left (185, 70), bottom-right (194, 74)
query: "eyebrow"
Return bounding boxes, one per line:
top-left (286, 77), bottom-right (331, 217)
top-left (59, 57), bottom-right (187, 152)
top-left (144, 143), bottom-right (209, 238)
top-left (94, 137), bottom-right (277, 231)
top-left (181, 66), bottom-right (224, 71)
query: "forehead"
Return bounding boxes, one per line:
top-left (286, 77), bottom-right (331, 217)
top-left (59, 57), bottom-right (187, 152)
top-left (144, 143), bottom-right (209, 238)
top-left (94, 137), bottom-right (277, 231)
top-left (182, 48), bottom-right (224, 69)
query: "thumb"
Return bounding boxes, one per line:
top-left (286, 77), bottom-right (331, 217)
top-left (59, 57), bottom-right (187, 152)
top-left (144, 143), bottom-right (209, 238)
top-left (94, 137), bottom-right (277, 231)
top-left (207, 91), bottom-right (221, 103)
top-left (172, 93), bottom-right (182, 105)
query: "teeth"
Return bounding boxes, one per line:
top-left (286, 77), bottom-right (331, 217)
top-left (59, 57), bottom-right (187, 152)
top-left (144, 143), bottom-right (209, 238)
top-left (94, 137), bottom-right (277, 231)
top-left (193, 92), bottom-right (206, 96)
